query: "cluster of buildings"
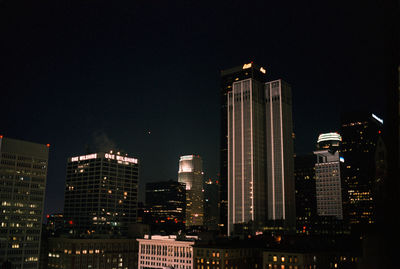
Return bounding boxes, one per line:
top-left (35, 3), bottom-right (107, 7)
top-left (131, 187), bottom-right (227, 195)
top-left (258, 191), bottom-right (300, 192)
top-left (0, 62), bottom-right (387, 269)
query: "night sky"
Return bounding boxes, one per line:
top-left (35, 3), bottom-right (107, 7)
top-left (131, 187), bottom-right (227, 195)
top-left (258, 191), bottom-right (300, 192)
top-left (1, 1), bottom-right (386, 217)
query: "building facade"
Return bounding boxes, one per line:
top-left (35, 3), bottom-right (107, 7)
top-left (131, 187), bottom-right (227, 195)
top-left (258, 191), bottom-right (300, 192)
top-left (64, 151), bottom-right (139, 235)
top-left (145, 180), bottom-right (186, 233)
top-left (0, 136), bottom-right (49, 269)
top-left (227, 77), bottom-right (267, 235)
top-left (219, 62), bottom-right (267, 234)
top-left (265, 79), bottom-right (296, 230)
top-left (194, 244), bottom-right (261, 269)
top-left (340, 112), bottom-right (383, 231)
top-left (137, 235), bottom-right (195, 269)
top-left (47, 237), bottom-right (138, 269)
top-left (314, 133), bottom-right (344, 220)
top-left (178, 155), bottom-right (204, 227)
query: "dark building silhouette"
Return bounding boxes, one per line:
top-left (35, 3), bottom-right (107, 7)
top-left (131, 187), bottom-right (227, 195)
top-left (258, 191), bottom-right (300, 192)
top-left (145, 180), bottom-right (186, 233)
top-left (340, 112), bottom-right (383, 234)
top-left (219, 62), bottom-right (267, 234)
top-left (294, 154), bottom-right (316, 235)
top-left (204, 178), bottom-right (219, 231)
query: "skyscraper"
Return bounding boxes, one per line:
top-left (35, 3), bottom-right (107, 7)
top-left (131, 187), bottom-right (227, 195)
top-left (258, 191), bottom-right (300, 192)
top-left (64, 151), bottom-right (139, 235)
top-left (0, 136), bottom-right (49, 269)
top-left (220, 62), bottom-right (267, 234)
top-left (178, 155), bottom-right (204, 227)
top-left (340, 112), bottom-right (383, 231)
top-left (265, 79), bottom-right (296, 229)
top-left (227, 77), bottom-right (267, 235)
top-left (314, 133), bottom-right (344, 220)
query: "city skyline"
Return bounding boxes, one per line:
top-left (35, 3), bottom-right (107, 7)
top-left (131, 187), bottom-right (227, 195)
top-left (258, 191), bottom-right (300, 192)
top-left (1, 1), bottom-right (387, 218)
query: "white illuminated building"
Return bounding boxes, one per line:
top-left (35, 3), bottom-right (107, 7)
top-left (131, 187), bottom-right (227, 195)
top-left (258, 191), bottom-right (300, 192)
top-left (265, 79), bottom-right (296, 229)
top-left (178, 155), bottom-right (204, 227)
top-left (227, 78), bottom-right (296, 235)
top-left (227, 78), bottom-right (267, 235)
top-left (314, 133), bottom-right (343, 219)
top-left (137, 235), bottom-right (196, 269)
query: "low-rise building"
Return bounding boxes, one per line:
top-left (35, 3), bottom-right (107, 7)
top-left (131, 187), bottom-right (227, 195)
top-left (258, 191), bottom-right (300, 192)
top-left (137, 235), bottom-right (196, 269)
top-left (47, 237), bottom-right (138, 269)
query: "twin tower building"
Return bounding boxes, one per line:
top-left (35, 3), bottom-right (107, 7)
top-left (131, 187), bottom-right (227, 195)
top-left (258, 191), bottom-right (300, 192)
top-left (221, 62), bottom-right (295, 235)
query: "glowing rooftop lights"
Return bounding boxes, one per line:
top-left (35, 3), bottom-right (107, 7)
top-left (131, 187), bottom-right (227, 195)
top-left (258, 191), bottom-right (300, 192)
top-left (180, 155), bottom-right (195, 161)
top-left (260, 67), bottom-right (266, 74)
top-left (70, 153), bottom-right (138, 164)
top-left (317, 132), bottom-right (342, 143)
top-left (242, 63), bottom-right (252, 69)
top-left (372, 114), bottom-right (383, 124)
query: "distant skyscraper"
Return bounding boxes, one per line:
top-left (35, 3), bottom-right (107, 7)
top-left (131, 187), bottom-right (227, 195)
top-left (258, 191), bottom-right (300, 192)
top-left (145, 180), bottom-right (186, 233)
top-left (219, 62), bottom-right (267, 234)
top-left (265, 79), bottom-right (296, 229)
top-left (178, 155), bottom-right (204, 227)
top-left (64, 151), bottom-right (139, 235)
top-left (227, 77), bottom-right (267, 235)
top-left (0, 136), bottom-right (49, 269)
top-left (340, 112), bottom-right (383, 230)
top-left (314, 133), bottom-right (344, 220)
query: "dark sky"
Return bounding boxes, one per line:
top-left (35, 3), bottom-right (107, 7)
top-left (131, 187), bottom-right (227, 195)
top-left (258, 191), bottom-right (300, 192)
top-left (1, 1), bottom-right (386, 216)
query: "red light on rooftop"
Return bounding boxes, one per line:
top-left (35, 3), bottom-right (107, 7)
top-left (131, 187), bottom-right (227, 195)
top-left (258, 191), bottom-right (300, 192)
top-left (0, 135), bottom-right (3, 138)
top-left (68, 220), bottom-right (73, 225)
top-left (378, 130), bottom-right (381, 134)
top-left (46, 214), bottom-right (50, 218)
top-left (46, 144), bottom-right (50, 148)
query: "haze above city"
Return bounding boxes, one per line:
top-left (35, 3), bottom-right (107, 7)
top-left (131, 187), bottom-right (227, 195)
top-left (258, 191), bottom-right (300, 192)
top-left (1, 1), bottom-right (386, 216)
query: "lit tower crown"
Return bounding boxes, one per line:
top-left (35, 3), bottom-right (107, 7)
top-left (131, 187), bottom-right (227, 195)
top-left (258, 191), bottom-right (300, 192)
top-left (178, 155), bottom-right (204, 226)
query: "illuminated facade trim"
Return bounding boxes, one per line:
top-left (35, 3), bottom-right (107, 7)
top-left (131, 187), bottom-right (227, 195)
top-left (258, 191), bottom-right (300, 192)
top-left (317, 133), bottom-right (342, 143)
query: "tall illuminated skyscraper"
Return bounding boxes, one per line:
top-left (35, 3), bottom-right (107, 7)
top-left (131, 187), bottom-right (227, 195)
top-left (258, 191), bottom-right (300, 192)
top-left (220, 62), bottom-right (267, 234)
top-left (64, 151), bottom-right (139, 235)
top-left (265, 79), bottom-right (296, 229)
top-left (0, 136), bottom-right (49, 269)
top-left (227, 78), bottom-right (267, 235)
top-left (178, 155), bottom-right (204, 227)
top-left (314, 132), bottom-right (344, 220)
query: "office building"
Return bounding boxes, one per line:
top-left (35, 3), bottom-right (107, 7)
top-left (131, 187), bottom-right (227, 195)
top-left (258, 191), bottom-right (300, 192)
top-left (340, 112), bottom-right (383, 231)
top-left (265, 79), bottom-right (296, 229)
top-left (314, 132), bottom-right (344, 219)
top-left (294, 154), bottom-right (316, 234)
top-left (137, 235), bottom-right (195, 269)
top-left (0, 136), bottom-right (49, 269)
top-left (64, 151), bottom-right (139, 235)
top-left (219, 62), bottom-right (267, 234)
top-left (227, 77), bottom-right (267, 235)
top-left (145, 180), bottom-right (186, 233)
top-left (178, 155), bottom-right (204, 227)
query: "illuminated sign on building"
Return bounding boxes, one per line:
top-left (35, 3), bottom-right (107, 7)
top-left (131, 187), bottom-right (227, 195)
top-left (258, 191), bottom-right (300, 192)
top-left (242, 63), bottom-right (252, 69)
top-left (372, 114), bottom-right (383, 124)
top-left (317, 133), bottom-right (342, 144)
top-left (104, 153), bottom-right (138, 164)
top-left (71, 154), bottom-right (97, 162)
